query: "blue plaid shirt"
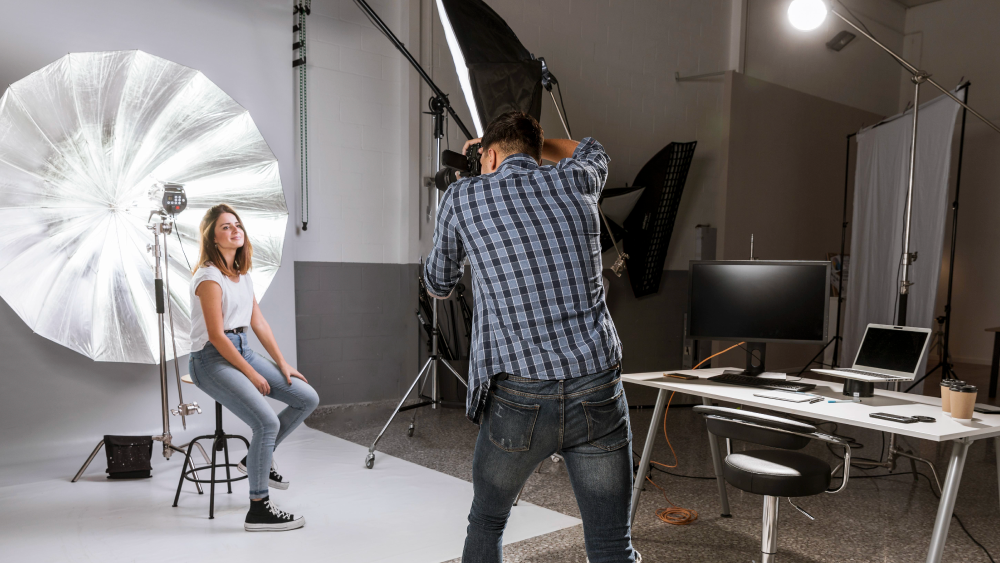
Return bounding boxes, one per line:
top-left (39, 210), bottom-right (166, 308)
top-left (425, 137), bottom-right (622, 422)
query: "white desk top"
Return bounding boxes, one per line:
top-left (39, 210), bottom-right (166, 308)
top-left (623, 368), bottom-right (1000, 442)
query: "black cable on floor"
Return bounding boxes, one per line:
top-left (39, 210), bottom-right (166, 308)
top-left (840, 468), bottom-right (995, 562)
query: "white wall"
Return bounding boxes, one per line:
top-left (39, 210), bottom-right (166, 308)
top-left (903, 0), bottom-right (1000, 364)
top-left (294, 0), bottom-right (417, 265)
top-left (745, 0), bottom-right (906, 117)
top-left (0, 0), bottom-right (297, 484)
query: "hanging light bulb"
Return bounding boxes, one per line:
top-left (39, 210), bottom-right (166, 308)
top-left (788, 0), bottom-right (828, 31)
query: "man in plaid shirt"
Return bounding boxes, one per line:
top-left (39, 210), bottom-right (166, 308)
top-left (425, 112), bottom-right (639, 563)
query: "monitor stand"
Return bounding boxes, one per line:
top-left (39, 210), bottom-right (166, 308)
top-left (843, 379), bottom-right (875, 398)
top-left (740, 342), bottom-right (766, 376)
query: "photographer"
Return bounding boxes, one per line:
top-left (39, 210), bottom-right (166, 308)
top-left (425, 112), bottom-right (639, 563)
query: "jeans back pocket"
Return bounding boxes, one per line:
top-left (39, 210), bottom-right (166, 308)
top-left (582, 388), bottom-right (630, 451)
top-left (488, 393), bottom-right (541, 453)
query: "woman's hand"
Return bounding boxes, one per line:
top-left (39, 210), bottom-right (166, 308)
top-left (249, 372), bottom-right (271, 396)
top-left (280, 362), bottom-right (308, 386)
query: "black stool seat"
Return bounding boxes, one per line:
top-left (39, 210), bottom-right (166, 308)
top-left (724, 450), bottom-right (832, 497)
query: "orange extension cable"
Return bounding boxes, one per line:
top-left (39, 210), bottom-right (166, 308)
top-left (644, 341), bottom-right (745, 526)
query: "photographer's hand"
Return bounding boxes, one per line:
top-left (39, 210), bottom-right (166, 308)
top-left (462, 137), bottom-right (483, 155)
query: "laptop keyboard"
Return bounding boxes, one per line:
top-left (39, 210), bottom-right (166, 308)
top-left (841, 368), bottom-right (901, 379)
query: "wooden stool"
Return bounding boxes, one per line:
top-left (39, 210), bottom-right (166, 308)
top-left (172, 374), bottom-right (250, 519)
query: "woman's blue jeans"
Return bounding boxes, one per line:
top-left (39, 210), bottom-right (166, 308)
top-left (463, 368), bottom-right (638, 563)
top-left (189, 332), bottom-right (319, 498)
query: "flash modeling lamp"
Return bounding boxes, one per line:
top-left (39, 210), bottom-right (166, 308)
top-left (787, 0), bottom-right (828, 31)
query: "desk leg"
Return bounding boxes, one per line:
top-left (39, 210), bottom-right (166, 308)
top-left (990, 333), bottom-right (999, 398)
top-left (703, 397), bottom-right (732, 517)
top-left (630, 389), bottom-right (668, 526)
top-left (926, 438), bottom-right (972, 563)
top-left (995, 437), bottom-right (1000, 513)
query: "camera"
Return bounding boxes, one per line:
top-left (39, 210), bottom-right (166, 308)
top-left (434, 142), bottom-right (482, 191)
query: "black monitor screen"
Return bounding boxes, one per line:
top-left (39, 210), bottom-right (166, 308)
top-left (854, 327), bottom-right (928, 373)
top-left (689, 261), bottom-right (829, 343)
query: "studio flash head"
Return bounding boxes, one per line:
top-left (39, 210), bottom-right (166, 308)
top-left (434, 143), bottom-right (482, 191)
top-left (149, 182), bottom-right (188, 215)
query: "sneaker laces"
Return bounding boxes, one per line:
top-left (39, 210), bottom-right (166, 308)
top-left (270, 467), bottom-right (284, 482)
top-left (264, 499), bottom-right (291, 520)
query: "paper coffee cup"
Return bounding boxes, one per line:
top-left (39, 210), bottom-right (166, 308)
top-left (940, 381), bottom-right (952, 413)
top-left (951, 385), bottom-right (977, 422)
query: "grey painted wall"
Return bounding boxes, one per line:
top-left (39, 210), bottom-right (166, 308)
top-left (294, 262), bottom-right (419, 405)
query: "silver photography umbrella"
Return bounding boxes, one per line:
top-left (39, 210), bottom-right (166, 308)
top-left (0, 50), bottom-right (288, 364)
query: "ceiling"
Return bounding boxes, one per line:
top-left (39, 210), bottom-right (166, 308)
top-left (893, 0), bottom-right (943, 7)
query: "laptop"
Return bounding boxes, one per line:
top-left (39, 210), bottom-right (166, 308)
top-left (812, 323), bottom-right (932, 382)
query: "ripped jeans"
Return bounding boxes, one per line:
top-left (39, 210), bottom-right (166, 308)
top-left (463, 368), bottom-right (639, 563)
top-left (188, 332), bottom-right (319, 498)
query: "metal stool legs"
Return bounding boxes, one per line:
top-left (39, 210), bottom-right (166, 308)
top-left (758, 496), bottom-right (780, 563)
top-left (172, 402), bottom-right (249, 519)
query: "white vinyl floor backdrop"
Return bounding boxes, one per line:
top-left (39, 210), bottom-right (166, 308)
top-left (0, 424), bottom-right (580, 563)
top-left (842, 89), bottom-right (965, 390)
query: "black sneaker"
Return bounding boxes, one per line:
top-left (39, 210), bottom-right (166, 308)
top-left (244, 497), bottom-right (304, 532)
top-left (237, 456), bottom-right (289, 490)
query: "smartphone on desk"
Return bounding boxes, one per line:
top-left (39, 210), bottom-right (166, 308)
top-left (663, 373), bottom-right (698, 380)
top-left (870, 412), bottom-right (919, 424)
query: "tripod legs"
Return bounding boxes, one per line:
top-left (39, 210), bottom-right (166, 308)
top-left (366, 358), bottom-right (434, 469)
top-left (365, 354), bottom-right (469, 469)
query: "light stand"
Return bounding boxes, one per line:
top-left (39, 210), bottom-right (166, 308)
top-left (789, 1), bottom-right (1000, 487)
top-left (905, 82), bottom-right (971, 392)
top-left (352, 0), bottom-right (472, 470)
top-left (821, 9), bottom-right (1000, 327)
top-left (72, 188), bottom-right (207, 482)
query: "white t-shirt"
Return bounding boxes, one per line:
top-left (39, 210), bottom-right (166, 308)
top-left (189, 263), bottom-right (255, 352)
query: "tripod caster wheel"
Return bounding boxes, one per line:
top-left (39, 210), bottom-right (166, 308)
top-left (365, 453), bottom-right (375, 469)
top-left (407, 424), bottom-right (414, 437)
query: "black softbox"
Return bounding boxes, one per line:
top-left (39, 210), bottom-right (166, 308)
top-left (435, 0), bottom-right (543, 136)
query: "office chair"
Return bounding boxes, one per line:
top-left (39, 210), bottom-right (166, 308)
top-left (693, 405), bottom-right (853, 563)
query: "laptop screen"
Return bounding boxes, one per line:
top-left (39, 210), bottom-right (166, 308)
top-left (855, 327), bottom-right (929, 373)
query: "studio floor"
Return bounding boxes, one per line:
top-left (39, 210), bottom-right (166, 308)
top-left (314, 365), bottom-right (1000, 563)
top-left (0, 425), bottom-right (577, 563)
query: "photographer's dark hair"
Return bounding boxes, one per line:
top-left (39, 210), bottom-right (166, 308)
top-left (481, 111), bottom-right (544, 162)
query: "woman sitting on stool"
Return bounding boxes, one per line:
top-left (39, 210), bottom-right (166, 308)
top-left (188, 203), bottom-right (319, 531)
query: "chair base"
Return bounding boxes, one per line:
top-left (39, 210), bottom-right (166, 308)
top-left (759, 495), bottom-right (779, 563)
top-left (172, 402), bottom-right (249, 519)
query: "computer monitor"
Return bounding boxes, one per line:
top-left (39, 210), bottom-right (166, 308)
top-left (688, 260), bottom-right (831, 375)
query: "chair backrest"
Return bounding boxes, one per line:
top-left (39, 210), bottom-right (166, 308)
top-left (693, 405), bottom-right (817, 450)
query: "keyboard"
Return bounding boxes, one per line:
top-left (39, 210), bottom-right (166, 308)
top-left (839, 368), bottom-right (902, 380)
top-left (707, 372), bottom-right (816, 392)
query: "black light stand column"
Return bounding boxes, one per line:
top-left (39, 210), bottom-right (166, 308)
top-left (352, 0), bottom-right (471, 470)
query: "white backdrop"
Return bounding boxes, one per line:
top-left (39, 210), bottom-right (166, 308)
top-left (0, 0), bottom-right (297, 486)
top-left (842, 90), bottom-right (965, 391)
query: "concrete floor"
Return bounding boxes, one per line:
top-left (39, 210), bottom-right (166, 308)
top-left (308, 365), bottom-right (1000, 563)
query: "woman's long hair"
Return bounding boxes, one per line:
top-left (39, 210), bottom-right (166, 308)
top-left (195, 204), bottom-right (253, 277)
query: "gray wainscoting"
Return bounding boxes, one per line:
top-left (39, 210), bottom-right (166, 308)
top-left (294, 261), bottom-right (688, 408)
top-left (294, 262), bottom-right (419, 405)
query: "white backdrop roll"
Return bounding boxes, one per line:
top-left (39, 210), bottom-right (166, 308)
top-left (842, 90), bottom-right (964, 391)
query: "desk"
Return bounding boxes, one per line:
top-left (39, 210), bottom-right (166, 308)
top-left (624, 368), bottom-right (1000, 563)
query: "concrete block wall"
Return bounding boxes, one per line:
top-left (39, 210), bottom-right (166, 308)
top-left (295, 262), bottom-right (419, 404)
